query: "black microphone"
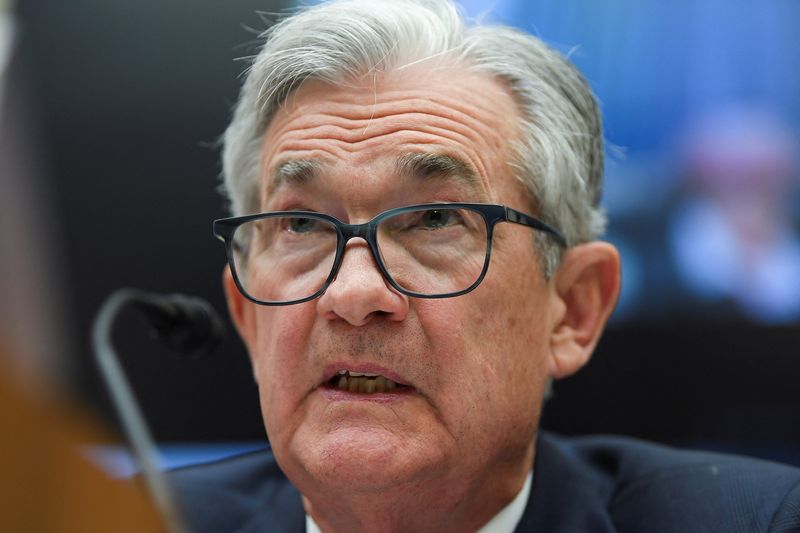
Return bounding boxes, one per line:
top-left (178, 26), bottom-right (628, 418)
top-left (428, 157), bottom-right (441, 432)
top-left (132, 292), bottom-right (225, 359)
top-left (92, 289), bottom-right (225, 533)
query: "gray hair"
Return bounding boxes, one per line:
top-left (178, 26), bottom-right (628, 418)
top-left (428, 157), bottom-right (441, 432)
top-left (222, 0), bottom-right (606, 275)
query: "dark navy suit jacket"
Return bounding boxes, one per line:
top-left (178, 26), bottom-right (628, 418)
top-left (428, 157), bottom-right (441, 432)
top-left (172, 432), bottom-right (800, 532)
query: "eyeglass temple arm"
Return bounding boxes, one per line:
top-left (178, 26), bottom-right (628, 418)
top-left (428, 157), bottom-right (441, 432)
top-left (504, 206), bottom-right (568, 247)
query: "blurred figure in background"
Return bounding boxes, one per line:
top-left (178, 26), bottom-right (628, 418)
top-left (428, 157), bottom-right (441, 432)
top-left (0, 3), bottom-right (162, 530)
top-left (0, 0), bottom-right (70, 391)
top-left (668, 105), bottom-right (800, 323)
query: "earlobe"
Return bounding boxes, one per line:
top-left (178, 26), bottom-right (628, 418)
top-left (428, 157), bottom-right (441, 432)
top-left (223, 266), bottom-right (255, 347)
top-left (548, 242), bottom-right (621, 379)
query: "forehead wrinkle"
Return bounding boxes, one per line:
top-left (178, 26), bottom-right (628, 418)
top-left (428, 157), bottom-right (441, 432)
top-left (261, 76), bottom-right (519, 203)
top-left (265, 85), bottom-right (514, 150)
top-left (276, 109), bottom-right (488, 144)
top-left (270, 112), bottom-right (498, 174)
top-left (278, 95), bottom-right (505, 139)
top-left (268, 82), bottom-right (511, 139)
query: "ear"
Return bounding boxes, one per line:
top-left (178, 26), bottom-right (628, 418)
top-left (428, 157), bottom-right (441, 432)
top-left (548, 242), bottom-right (621, 379)
top-left (223, 266), bottom-right (256, 349)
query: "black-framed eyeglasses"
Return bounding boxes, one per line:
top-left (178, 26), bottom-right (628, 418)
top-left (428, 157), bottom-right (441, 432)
top-left (213, 203), bottom-right (566, 306)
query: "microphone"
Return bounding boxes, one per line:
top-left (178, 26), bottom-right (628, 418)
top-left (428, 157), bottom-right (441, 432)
top-left (132, 292), bottom-right (225, 359)
top-left (92, 289), bottom-right (225, 533)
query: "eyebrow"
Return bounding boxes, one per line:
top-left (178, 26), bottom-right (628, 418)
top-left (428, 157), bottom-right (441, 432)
top-left (394, 152), bottom-right (482, 191)
top-left (266, 152), bottom-right (484, 197)
top-left (267, 159), bottom-right (322, 196)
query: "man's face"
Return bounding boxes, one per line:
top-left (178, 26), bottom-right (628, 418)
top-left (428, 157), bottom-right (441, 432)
top-left (227, 66), bottom-right (563, 498)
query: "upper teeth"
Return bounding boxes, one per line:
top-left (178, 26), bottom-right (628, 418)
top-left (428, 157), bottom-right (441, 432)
top-left (337, 370), bottom-right (380, 378)
top-left (332, 371), bottom-right (400, 393)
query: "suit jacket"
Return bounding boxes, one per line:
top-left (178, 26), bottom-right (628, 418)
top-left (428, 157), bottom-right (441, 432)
top-left (171, 432), bottom-right (800, 532)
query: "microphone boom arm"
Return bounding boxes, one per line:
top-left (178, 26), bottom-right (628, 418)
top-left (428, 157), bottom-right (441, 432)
top-left (92, 288), bottom-right (190, 533)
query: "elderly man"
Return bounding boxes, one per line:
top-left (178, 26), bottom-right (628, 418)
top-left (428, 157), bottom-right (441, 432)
top-left (174, 1), bottom-right (800, 531)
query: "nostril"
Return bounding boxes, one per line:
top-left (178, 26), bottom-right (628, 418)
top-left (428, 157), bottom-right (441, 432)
top-left (356, 309), bottom-right (394, 327)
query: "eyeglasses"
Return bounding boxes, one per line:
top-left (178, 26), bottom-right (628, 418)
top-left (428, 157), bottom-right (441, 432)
top-left (213, 203), bottom-right (566, 306)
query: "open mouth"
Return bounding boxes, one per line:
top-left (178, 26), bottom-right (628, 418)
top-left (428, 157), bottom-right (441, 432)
top-left (326, 370), bottom-right (410, 394)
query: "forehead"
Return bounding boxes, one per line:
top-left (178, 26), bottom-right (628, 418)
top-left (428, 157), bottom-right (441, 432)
top-left (258, 66), bottom-right (526, 209)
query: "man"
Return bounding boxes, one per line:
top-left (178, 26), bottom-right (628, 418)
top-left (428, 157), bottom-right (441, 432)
top-left (174, 1), bottom-right (800, 531)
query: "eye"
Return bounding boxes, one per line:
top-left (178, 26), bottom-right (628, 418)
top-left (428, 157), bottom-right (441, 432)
top-left (287, 217), bottom-right (321, 233)
top-left (418, 209), bottom-right (459, 229)
top-left (381, 207), bottom-right (474, 235)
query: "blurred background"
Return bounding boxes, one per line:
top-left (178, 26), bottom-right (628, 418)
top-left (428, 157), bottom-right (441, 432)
top-left (3, 0), bottom-right (799, 471)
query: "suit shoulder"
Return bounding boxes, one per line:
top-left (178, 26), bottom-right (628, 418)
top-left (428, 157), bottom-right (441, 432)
top-left (540, 432), bottom-right (800, 532)
top-left (558, 432), bottom-right (800, 486)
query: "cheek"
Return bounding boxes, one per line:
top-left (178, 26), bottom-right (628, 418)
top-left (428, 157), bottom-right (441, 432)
top-left (250, 304), bottom-right (318, 432)
top-left (477, 312), bottom-right (548, 457)
top-left (454, 247), bottom-right (552, 432)
top-left (466, 280), bottom-right (550, 394)
top-left (412, 270), bottom-right (549, 439)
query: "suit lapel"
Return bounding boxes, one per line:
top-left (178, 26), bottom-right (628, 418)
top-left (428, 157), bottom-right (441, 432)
top-left (515, 432), bottom-right (617, 532)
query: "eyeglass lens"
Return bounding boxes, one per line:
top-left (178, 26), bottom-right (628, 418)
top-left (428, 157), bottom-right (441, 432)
top-left (231, 206), bottom-right (489, 303)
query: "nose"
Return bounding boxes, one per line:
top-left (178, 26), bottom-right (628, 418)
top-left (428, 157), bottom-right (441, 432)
top-left (316, 240), bottom-right (409, 326)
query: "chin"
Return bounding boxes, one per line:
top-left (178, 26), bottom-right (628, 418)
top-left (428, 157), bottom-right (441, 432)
top-left (289, 426), bottom-right (442, 492)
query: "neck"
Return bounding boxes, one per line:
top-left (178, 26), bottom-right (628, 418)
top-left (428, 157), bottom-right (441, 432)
top-left (301, 442), bottom-right (535, 533)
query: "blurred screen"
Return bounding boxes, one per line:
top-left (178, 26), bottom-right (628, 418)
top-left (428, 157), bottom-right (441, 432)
top-left (454, 0), bottom-right (800, 324)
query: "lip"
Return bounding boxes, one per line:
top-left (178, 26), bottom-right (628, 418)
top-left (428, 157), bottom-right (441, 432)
top-left (320, 362), bottom-right (413, 388)
top-left (318, 387), bottom-right (415, 403)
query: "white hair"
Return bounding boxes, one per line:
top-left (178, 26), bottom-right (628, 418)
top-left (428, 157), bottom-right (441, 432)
top-left (222, 0), bottom-right (606, 275)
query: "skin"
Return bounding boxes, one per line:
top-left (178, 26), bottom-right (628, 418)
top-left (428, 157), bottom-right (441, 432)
top-left (225, 65), bottom-right (621, 533)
